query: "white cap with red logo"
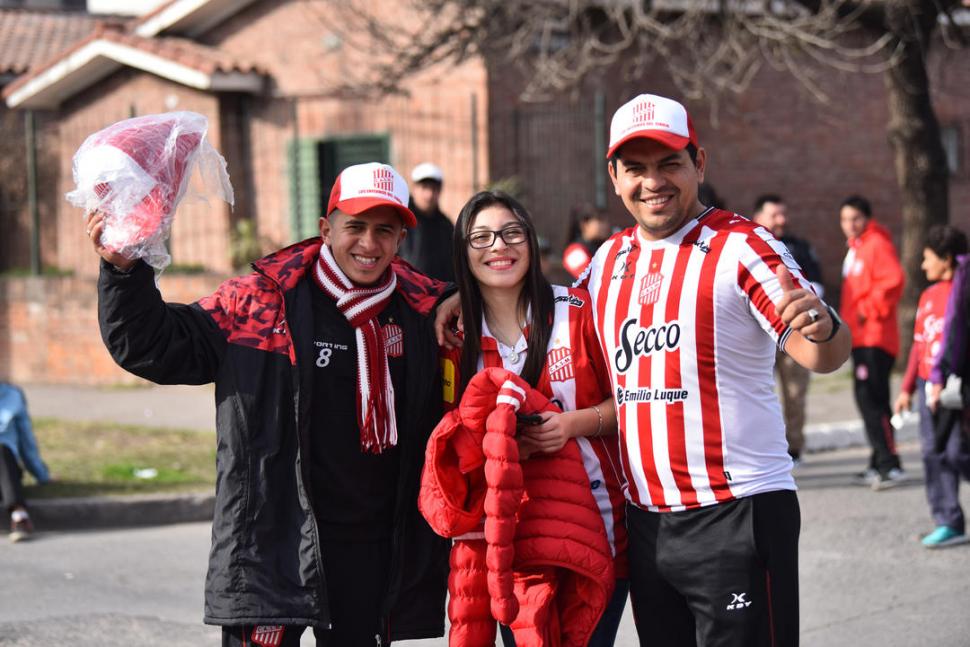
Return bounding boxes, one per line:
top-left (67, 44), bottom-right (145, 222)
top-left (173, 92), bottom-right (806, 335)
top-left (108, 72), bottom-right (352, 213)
top-left (606, 94), bottom-right (699, 159)
top-left (326, 162), bottom-right (417, 228)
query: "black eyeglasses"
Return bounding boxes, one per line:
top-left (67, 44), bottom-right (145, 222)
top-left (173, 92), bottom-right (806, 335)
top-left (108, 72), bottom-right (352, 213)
top-left (467, 226), bottom-right (528, 249)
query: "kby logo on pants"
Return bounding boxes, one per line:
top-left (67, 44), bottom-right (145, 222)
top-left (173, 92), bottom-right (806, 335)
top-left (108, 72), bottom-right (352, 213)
top-left (726, 593), bottom-right (752, 611)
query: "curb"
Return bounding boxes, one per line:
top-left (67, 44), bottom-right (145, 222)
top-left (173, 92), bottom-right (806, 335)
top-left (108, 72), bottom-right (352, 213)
top-left (25, 418), bottom-right (917, 531)
top-left (30, 492), bottom-right (214, 530)
top-left (803, 418), bottom-right (918, 453)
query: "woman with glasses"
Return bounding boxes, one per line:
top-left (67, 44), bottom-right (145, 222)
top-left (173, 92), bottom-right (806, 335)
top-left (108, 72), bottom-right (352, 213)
top-left (448, 190), bottom-right (629, 646)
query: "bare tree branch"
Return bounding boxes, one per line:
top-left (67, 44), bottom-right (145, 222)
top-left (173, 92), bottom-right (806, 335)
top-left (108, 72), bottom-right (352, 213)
top-left (315, 0), bottom-right (925, 107)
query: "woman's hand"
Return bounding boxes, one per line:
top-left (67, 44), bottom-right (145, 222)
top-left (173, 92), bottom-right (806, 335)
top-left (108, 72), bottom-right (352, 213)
top-left (518, 411), bottom-right (576, 455)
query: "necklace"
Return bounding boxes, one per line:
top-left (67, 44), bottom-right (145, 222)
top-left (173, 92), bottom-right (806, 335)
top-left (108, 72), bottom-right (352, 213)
top-left (497, 339), bottom-right (524, 363)
top-left (484, 313), bottom-right (526, 363)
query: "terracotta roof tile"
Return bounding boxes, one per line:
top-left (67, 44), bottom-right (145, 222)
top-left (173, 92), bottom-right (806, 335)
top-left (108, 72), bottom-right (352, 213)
top-left (0, 9), bottom-right (103, 75)
top-left (101, 30), bottom-right (261, 75)
top-left (3, 25), bottom-right (263, 100)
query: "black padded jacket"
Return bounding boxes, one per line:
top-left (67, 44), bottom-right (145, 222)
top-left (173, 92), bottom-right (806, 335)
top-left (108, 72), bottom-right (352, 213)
top-left (97, 238), bottom-right (449, 642)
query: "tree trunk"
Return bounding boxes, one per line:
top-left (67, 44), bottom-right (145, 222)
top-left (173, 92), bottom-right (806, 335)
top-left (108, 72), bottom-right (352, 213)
top-left (881, 1), bottom-right (949, 366)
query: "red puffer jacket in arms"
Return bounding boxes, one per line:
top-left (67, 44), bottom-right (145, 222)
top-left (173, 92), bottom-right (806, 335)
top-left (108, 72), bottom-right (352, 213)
top-left (419, 368), bottom-right (614, 647)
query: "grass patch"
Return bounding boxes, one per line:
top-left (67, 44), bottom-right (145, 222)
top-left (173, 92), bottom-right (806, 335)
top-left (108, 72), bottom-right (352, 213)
top-left (24, 418), bottom-right (215, 499)
top-left (0, 266), bottom-right (75, 278)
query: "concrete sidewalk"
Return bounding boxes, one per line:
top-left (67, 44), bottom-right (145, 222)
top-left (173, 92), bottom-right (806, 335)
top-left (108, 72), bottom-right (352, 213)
top-left (20, 364), bottom-right (919, 530)
top-left (22, 363), bottom-right (916, 448)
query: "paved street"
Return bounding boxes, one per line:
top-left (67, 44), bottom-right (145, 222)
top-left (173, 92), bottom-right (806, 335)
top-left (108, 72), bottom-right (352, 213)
top-left (3, 442), bottom-right (968, 646)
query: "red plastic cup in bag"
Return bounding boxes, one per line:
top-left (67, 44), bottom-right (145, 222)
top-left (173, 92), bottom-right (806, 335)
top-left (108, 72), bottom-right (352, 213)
top-left (67, 111), bottom-right (233, 272)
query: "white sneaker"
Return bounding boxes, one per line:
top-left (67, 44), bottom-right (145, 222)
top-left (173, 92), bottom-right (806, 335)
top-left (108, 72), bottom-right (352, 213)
top-left (9, 511), bottom-right (33, 543)
top-left (871, 467), bottom-right (908, 491)
top-left (853, 468), bottom-right (878, 486)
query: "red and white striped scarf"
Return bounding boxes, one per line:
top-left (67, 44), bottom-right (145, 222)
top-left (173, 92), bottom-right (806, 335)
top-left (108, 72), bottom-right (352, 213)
top-left (313, 244), bottom-right (398, 454)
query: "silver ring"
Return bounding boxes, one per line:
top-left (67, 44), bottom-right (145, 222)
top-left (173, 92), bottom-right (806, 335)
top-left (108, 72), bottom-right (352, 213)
top-left (807, 308), bottom-right (820, 323)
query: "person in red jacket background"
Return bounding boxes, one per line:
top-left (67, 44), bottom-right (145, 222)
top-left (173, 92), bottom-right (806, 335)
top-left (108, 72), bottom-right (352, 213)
top-left (840, 195), bottom-right (906, 490)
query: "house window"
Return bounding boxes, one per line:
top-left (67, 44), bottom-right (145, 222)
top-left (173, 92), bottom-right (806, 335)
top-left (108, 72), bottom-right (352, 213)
top-left (288, 134), bottom-right (390, 241)
top-left (941, 125), bottom-right (960, 176)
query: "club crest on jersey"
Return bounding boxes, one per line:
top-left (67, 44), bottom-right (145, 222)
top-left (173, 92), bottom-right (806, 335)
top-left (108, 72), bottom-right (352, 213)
top-left (383, 323), bottom-right (404, 357)
top-left (639, 272), bottom-right (663, 305)
top-left (547, 347), bottom-right (575, 382)
top-left (251, 625), bottom-right (285, 647)
top-left (614, 318), bottom-right (681, 373)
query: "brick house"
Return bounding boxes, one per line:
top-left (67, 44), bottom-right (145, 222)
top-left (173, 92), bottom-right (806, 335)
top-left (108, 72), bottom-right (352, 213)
top-left (0, 0), bottom-right (968, 383)
top-left (3, 0), bottom-right (489, 278)
top-left (0, 0), bottom-right (488, 383)
top-left (0, 6), bottom-right (101, 271)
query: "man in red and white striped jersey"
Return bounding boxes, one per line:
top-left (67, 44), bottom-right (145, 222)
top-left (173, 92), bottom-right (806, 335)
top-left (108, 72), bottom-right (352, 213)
top-left (577, 94), bottom-right (851, 647)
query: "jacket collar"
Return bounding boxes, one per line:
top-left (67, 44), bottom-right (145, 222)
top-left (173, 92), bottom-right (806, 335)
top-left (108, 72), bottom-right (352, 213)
top-left (850, 219), bottom-right (892, 248)
top-left (252, 237), bottom-right (322, 292)
top-left (252, 238), bottom-right (442, 310)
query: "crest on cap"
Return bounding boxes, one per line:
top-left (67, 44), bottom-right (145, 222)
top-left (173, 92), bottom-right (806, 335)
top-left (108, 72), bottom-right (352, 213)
top-left (326, 162), bottom-right (417, 227)
top-left (606, 93), bottom-right (698, 158)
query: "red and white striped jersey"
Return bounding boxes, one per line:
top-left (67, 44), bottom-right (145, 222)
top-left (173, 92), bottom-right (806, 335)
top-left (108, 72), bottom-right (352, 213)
top-left (579, 207), bottom-right (806, 512)
top-left (442, 285), bottom-right (628, 574)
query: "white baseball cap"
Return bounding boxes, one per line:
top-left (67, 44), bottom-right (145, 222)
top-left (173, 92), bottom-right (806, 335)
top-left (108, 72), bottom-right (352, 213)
top-left (411, 162), bottom-right (444, 184)
top-left (606, 94), bottom-right (699, 159)
top-left (326, 162), bottom-right (416, 228)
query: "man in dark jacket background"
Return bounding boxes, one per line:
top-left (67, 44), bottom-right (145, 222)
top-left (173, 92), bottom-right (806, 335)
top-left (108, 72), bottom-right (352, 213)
top-left (87, 162), bottom-right (449, 646)
top-left (398, 162), bottom-right (455, 282)
top-left (753, 194), bottom-right (825, 464)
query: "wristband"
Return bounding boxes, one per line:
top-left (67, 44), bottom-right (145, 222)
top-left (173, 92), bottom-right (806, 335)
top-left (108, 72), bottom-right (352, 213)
top-left (807, 303), bottom-right (841, 344)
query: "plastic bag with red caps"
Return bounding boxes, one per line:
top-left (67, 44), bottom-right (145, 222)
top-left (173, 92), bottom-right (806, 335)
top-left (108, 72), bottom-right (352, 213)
top-left (66, 111), bottom-right (234, 273)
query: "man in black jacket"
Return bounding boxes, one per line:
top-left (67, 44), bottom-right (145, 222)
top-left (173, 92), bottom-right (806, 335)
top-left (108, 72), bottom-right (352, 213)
top-left (88, 162), bottom-right (449, 646)
top-left (753, 194), bottom-right (825, 463)
top-left (398, 162), bottom-right (455, 283)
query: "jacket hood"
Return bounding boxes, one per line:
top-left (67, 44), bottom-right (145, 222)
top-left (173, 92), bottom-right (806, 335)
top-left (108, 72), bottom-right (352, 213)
top-left (252, 238), bottom-right (322, 292)
top-left (851, 220), bottom-right (894, 248)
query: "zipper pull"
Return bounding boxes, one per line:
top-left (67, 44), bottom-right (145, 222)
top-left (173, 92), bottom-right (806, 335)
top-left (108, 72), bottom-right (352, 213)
top-left (375, 633), bottom-right (382, 647)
